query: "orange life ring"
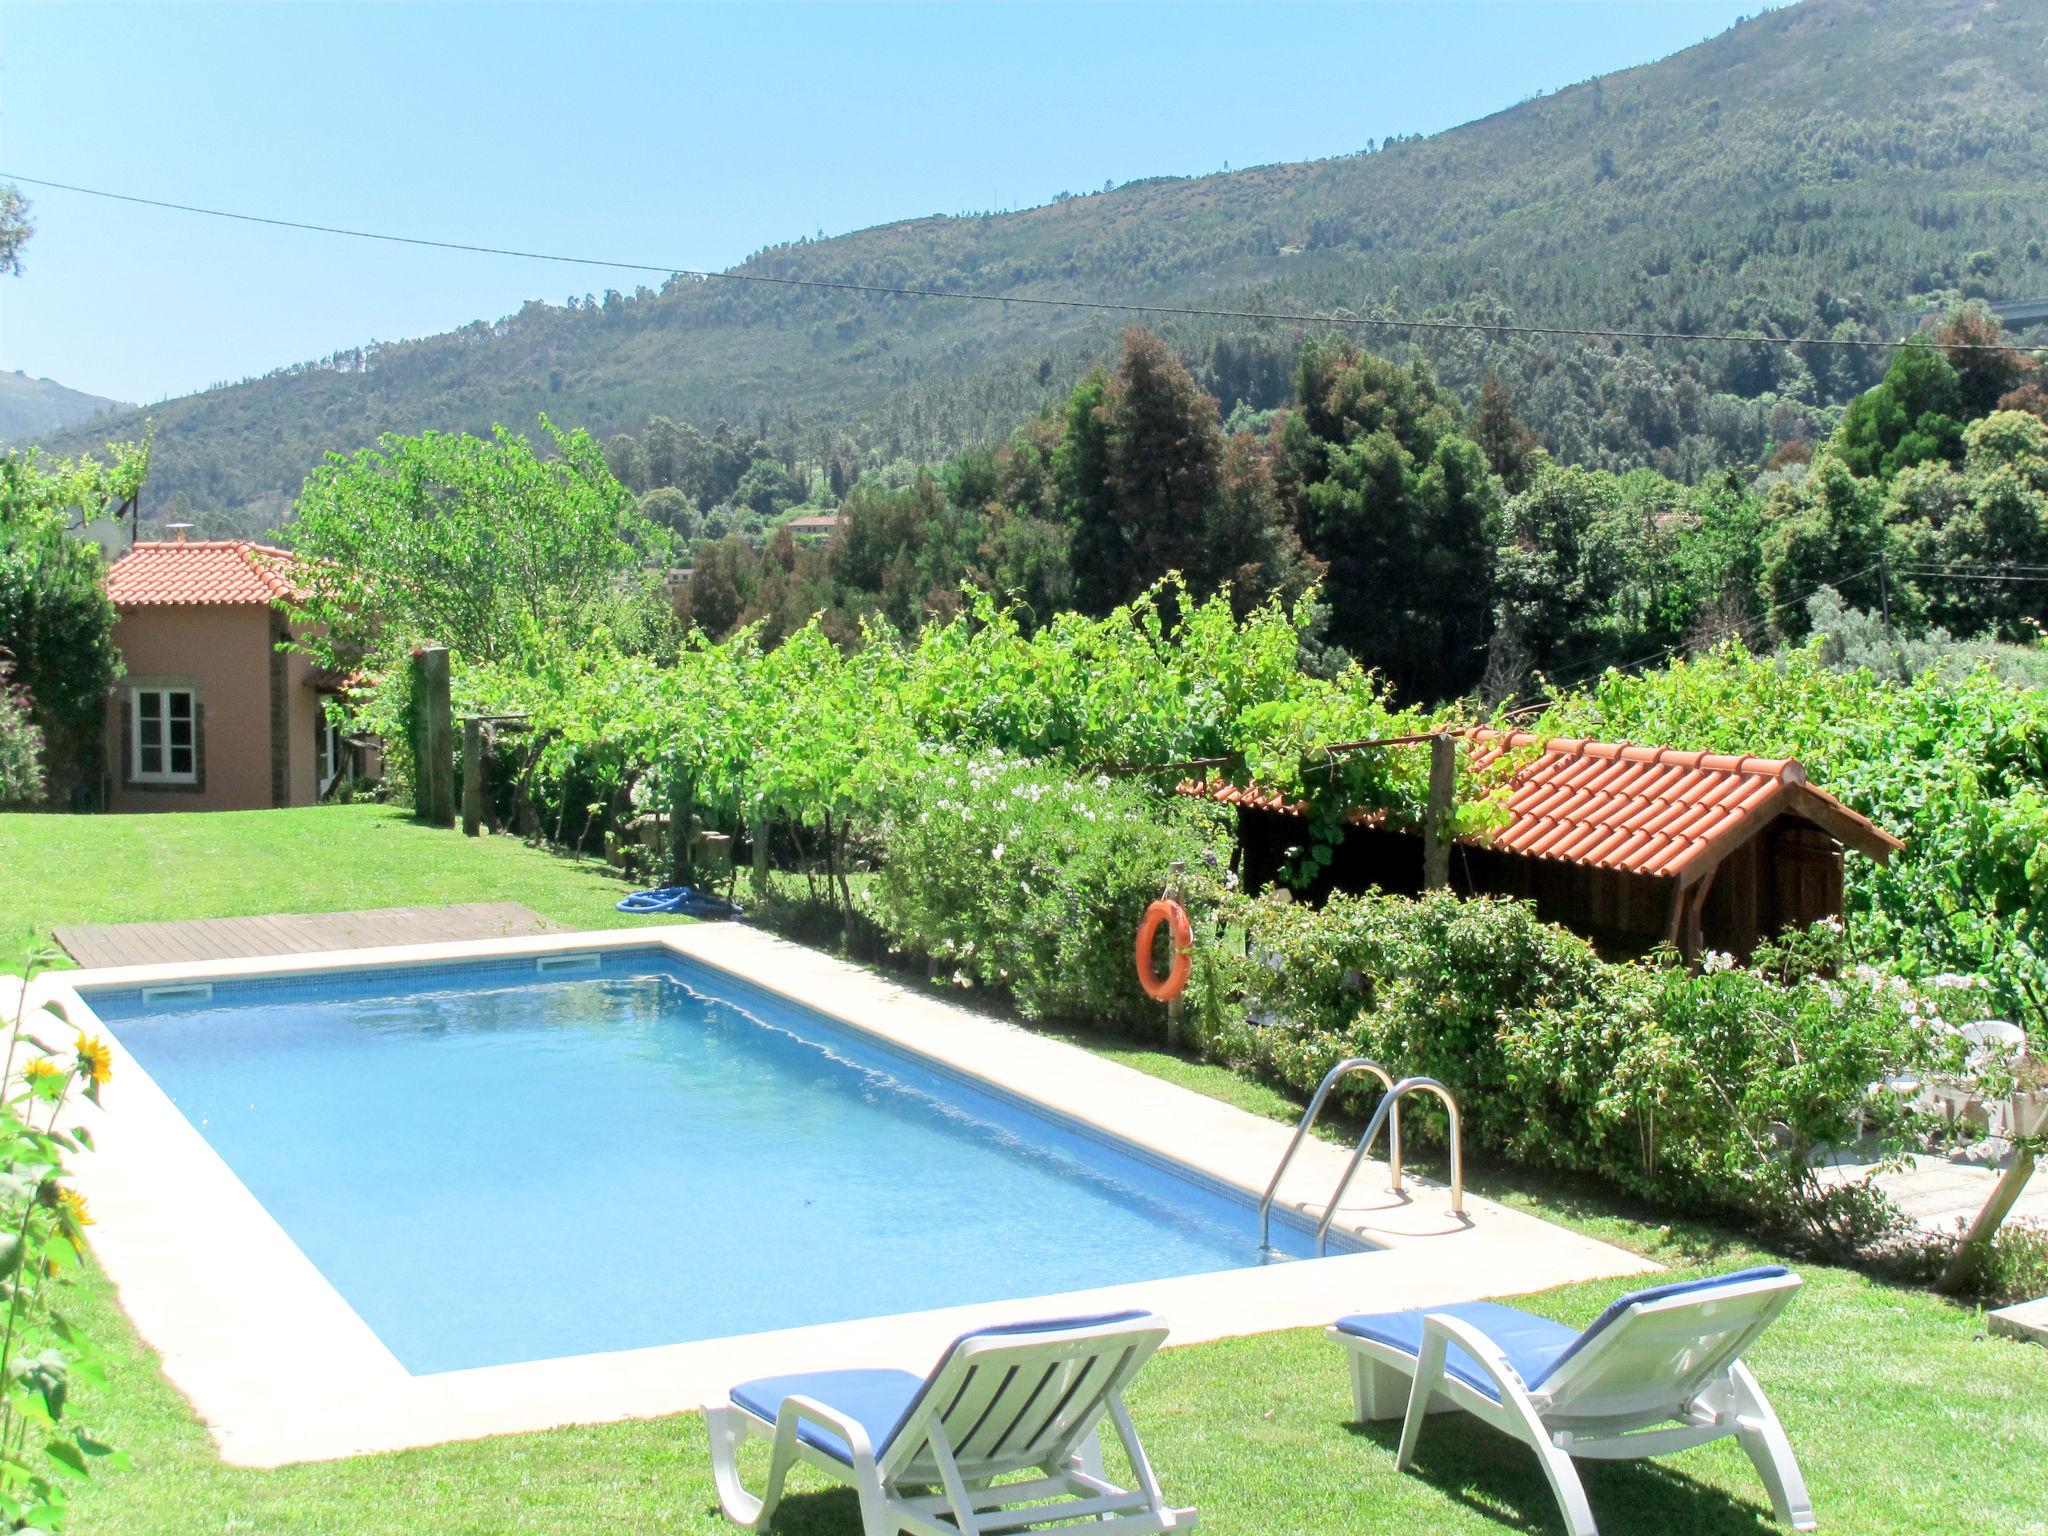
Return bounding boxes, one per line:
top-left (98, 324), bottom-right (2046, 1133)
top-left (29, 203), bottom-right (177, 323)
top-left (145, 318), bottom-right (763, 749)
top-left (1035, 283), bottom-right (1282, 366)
top-left (1135, 898), bottom-right (1194, 1003)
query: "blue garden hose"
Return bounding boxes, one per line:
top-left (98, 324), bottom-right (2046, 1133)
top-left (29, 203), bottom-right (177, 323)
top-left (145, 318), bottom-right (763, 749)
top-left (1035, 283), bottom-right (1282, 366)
top-left (617, 886), bottom-right (745, 919)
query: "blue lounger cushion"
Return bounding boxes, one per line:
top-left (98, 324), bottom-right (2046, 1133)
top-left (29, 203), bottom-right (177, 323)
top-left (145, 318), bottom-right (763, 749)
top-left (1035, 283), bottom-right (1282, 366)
top-left (1335, 1302), bottom-right (1579, 1402)
top-left (1337, 1265), bottom-right (1794, 1403)
top-left (729, 1311), bottom-right (1155, 1463)
top-left (730, 1368), bottom-right (925, 1463)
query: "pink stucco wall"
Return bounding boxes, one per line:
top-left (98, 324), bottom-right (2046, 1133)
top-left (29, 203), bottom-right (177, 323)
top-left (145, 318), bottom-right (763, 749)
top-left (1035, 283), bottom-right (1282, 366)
top-left (102, 604), bottom-right (324, 813)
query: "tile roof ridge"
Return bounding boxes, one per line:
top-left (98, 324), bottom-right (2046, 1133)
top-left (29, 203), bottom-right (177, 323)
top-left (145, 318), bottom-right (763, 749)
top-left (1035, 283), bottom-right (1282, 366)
top-left (1468, 726), bottom-right (1802, 781)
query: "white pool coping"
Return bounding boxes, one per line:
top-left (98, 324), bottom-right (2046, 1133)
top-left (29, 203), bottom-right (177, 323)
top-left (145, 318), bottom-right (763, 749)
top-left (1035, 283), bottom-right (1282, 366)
top-left (34, 925), bottom-right (1656, 1466)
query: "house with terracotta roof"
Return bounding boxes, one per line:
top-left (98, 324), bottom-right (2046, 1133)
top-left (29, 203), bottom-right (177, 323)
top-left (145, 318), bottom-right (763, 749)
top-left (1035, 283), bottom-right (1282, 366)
top-left (1184, 729), bottom-right (1903, 962)
top-left (99, 539), bottom-right (348, 812)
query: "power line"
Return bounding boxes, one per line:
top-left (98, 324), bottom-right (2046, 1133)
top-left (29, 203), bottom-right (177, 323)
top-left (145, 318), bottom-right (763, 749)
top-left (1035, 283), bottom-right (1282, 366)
top-left (1894, 566), bottom-right (2048, 584)
top-left (2, 170), bottom-right (2026, 354)
top-left (1521, 561), bottom-right (1884, 702)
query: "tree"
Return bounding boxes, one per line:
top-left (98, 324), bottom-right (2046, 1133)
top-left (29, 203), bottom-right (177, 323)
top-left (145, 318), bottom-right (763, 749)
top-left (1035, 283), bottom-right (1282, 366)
top-left (1471, 372), bottom-right (1539, 493)
top-left (733, 458), bottom-right (805, 518)
top-left (1759, 452), bottom-right (1888, 634)
top-left (0, 185), bottom-right (30, 277)
top-left (1208, 431), bottom-right (1321, 618)
top-left (604, 433), bottom-right (646, 493)
top-left (1053, 369), bottom-right (1121, 613)
top-left (0, 440), bottom-right (149, 797)
top-left (1888, 411), bottom-right (2048, 640)
top-left (1278, 340), bottom-right (1491, 696)
top-left (1934, 306), bottom-right (2034, 419)
top-left (1835, 345), bottom-right (1964, 480)
top-left (682, 537), bottom-right (748, 638)
top-left (1100, 328), bottom-right (1226, 597)
top-left (289, 417), bottom-right (673, 669)
top-left (639, 486), bottom-right (698, 540)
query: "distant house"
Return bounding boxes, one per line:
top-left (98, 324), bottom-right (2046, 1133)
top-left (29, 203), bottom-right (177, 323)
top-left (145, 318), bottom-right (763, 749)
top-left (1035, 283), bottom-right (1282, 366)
top-left (1184, 730), bottom-right (1903, 962)
top-left (784, 513), bottom-right (842, 536)
top-left (100, 539), bottom-right (353, 812)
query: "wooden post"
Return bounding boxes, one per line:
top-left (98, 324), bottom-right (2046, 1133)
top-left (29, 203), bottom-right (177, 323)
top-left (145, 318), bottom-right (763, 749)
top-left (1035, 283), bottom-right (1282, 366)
top-left (1163, 859), bottom-right (1187, 1051)
top-left (411, 646), bottom-right (455, 828)
top-left (1939, 1143), bottom-right (2037, 1294)
top-left (668, 773), bottom-right (695, 888)
top-left (461, 717), bottom-right (483, 837)
top-left (1421, 733), bottom-right (1456, 891)
top-left (751, 811), bottom-right (771, 902)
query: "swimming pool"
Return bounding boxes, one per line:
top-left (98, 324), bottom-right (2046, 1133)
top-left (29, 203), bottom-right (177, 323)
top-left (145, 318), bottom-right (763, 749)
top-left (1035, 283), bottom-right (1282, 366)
top-left (88, 949), bottom-right (1339, 1375)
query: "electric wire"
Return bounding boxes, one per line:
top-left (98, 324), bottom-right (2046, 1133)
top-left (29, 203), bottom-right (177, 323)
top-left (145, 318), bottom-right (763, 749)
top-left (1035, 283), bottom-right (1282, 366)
top-left (2, 171), bottom-right (2028, 354)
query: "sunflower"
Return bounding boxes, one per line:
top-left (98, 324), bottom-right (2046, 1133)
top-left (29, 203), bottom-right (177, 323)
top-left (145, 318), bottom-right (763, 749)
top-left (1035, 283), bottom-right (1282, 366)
top-left (58, 1188), bottom-right (94, 1232)
top-left (74, 1034), bottom-right (112, 1086)
top-left (23, 1058), bottom-right (61, 1082)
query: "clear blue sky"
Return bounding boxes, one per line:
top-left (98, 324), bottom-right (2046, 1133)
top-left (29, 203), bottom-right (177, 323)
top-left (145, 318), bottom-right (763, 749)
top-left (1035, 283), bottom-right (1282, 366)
top-left (2, 1), bottom-right (1774, 407)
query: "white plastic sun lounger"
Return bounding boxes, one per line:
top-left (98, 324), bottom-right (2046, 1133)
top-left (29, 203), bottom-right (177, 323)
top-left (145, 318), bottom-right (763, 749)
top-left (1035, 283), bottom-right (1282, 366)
top-left (1328, 1266), bottom-right (1814, 1536)
top-left (706, 1309), bottom-right (1196, 1536)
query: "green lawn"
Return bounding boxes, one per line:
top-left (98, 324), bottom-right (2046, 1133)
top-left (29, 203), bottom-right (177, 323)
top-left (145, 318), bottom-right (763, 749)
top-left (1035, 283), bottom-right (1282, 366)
top-left (3, 806), bottom-right (2043, 1536)
top-left (0, 803), bottom-right (686, 965)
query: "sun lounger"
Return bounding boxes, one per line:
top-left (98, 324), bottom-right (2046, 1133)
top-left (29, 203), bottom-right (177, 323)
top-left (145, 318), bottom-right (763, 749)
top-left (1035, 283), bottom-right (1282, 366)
top-left (707, 1309), bottom-right (1196, 1536)
top-left (1328, 1266), bottom-right (1813, 1535)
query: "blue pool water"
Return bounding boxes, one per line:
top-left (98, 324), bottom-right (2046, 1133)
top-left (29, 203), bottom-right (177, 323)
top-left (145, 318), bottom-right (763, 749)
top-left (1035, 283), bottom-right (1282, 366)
top-left (88, 951), bottom-right (1337, 1374)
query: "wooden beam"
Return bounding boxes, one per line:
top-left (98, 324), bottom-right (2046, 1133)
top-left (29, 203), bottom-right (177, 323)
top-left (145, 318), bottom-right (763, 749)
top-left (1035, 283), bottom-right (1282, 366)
top-left (1422, 733), bottom-right (1457, 891)
top-left (412, 646), bottom-right (455, 827)
top-left (461, 716), bottom-right (483, 837)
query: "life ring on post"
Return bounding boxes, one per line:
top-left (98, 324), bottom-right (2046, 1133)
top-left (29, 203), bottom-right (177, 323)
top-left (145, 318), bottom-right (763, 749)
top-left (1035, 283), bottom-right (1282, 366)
top-left (1135, 898), bottom-right (1194, 1003)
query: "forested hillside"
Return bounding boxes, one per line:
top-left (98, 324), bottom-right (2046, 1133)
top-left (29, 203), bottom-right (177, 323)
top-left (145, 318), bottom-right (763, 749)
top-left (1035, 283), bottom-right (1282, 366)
top-left (0, 371), bottom-right (125, 447)
top-left (38, 0), bottom-right (2048, 531)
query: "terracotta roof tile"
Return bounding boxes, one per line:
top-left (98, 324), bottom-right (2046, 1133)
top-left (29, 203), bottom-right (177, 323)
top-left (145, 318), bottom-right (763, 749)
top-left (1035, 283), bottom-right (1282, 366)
top-left (105, 541), bottom-right (299, 608)
top-left (1179, 728), bottom-right (1903, 879)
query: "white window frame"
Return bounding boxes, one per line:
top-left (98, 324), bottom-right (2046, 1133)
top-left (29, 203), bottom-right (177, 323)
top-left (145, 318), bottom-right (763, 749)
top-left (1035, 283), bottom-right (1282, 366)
top-left (317, 713), bottom-right (345, 795)
top-left (130, 685), bottom-right (199, 785)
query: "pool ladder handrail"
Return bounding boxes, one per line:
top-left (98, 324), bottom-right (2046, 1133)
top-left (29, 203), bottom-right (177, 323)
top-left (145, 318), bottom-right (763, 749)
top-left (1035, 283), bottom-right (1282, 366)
top-left (1312, 1076), bottom-right (1465, 1254)
top-left (1256, 1058), bottom-right (1402, 1255)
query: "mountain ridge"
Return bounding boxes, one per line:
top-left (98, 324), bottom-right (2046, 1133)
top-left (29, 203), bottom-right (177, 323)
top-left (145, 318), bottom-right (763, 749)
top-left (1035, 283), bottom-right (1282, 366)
top-left (0, 369), bottom-right (128, 447)
top-left (31, 0), bottom-right (2048, 528)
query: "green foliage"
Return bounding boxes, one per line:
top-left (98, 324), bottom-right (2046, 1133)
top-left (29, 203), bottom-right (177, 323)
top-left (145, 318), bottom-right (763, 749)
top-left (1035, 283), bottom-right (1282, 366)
top-left (1279, 342), bottom-right (1501, 696)
top-left (1834, 346), bottom-right (1965, 480)
top-left (863, 750), bottom-right (1229, 1031)
top-left (0, 681), bottom-right (42, 808)
top-left (0, 443), bottom-right (146, 783)
top-left (288, 417), bottom-right (676, 779)
top-left (1758, 450), bottom-right (1889, 631)
top-left (458, 580), bottom-right (1497, 935)
top-left (0, 185), bottom-right (28, 279)
top-left (0, 964), bottom-right (127, 1529)
top-left (1191, 891), bottom-right (1933, 1236)
top-left (1803, 588), bottom-right (2048, 689)
top-left (290, 417), bottom-right (673, 669)
top-left (1541, 639), bottom-right (2048, 1043)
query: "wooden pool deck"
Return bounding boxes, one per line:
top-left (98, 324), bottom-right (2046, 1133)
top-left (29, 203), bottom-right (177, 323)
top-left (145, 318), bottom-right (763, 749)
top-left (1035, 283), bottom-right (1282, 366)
top-left (52, 902), bottom-right (563, 968)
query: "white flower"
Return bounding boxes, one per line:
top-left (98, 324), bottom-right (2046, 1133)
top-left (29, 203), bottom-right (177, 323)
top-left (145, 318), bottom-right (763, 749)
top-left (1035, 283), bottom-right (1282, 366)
top-left (1701, 950), bottom-right (1735, 974)
top-left (991, 843), bottom-right (1005, 862)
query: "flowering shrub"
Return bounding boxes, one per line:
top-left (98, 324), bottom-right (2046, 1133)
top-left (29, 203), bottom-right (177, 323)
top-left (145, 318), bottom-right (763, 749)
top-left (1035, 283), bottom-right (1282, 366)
top-left (0, 675), bottom-right (43, 807)
top-left (1190, 891), bottom-right (1942, 1238)
top-left (0, 965), bottom-right (123, 1529)
top-left (864, 751), bottom-right (1230, 1032)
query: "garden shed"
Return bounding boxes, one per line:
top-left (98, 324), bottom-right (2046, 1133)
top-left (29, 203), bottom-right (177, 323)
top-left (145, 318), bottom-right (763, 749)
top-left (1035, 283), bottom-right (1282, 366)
top-left (1183, 730), bottom-right (1904, 962)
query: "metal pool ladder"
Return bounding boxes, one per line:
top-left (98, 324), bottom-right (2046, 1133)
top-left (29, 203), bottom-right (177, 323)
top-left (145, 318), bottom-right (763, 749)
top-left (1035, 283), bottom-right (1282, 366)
top-left (1257, 1060), bottom-right (1466, 1256)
